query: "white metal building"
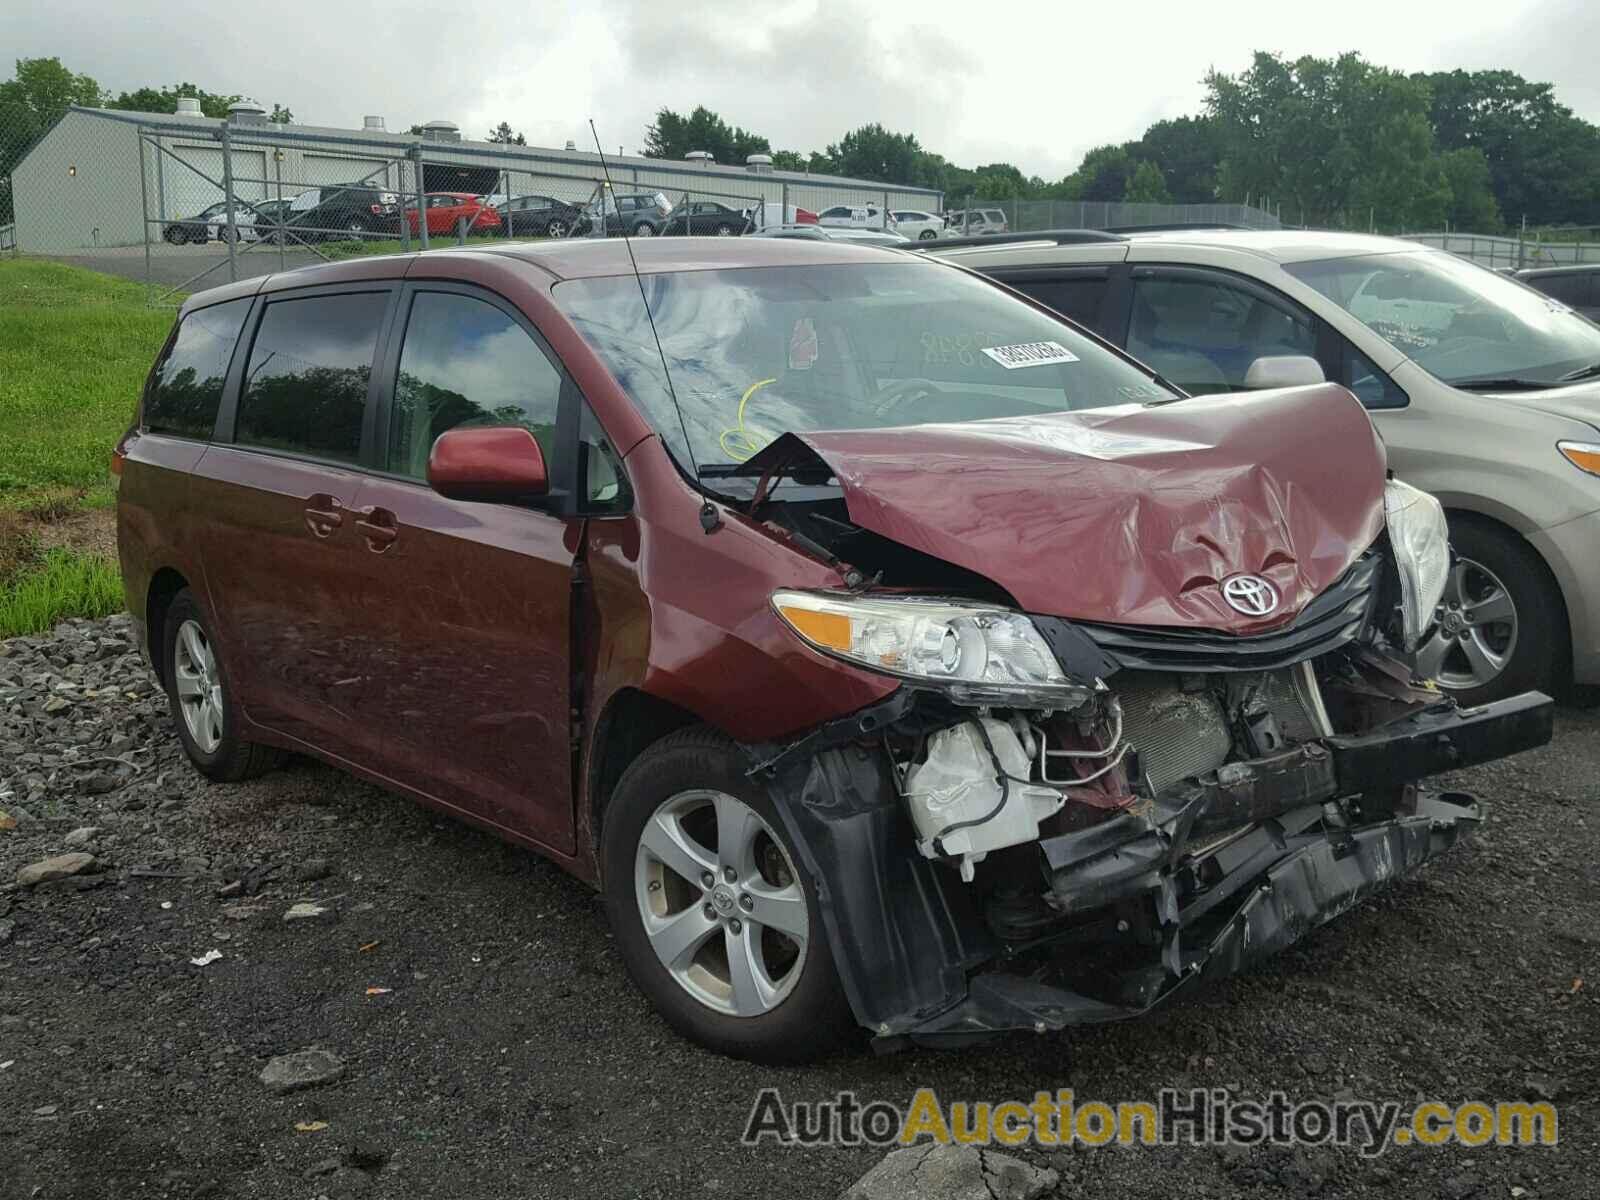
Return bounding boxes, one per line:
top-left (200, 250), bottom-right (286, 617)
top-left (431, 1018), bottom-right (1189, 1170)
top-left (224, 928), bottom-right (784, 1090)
top-left (10, 103), bottom-right (945, 253)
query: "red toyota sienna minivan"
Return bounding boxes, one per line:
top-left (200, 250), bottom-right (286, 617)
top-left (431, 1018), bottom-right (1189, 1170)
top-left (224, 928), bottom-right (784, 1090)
top-left (117, 238), bottom-right (1552, 1062)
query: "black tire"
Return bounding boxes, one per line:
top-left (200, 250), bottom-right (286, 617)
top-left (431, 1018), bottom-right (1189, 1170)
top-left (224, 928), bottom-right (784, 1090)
top-left (163, 226), bottom-right (184, 245)
top-left (601, 727), bottom-right (855, 1063)
top-left (631, 221), bottom-right (657, 237)
top-left (714, 222), bottom-right (734, 237)
top-left (161, 589), bottom-right (281, 782)
top-left (918, 228), bottom-right (937, 240)
top-left (342, 217), bottom-right (367, 238)
top-left (545, 218), bottom-right (567, 238)
top-left (1435, 517), bottom-right (1565, 705)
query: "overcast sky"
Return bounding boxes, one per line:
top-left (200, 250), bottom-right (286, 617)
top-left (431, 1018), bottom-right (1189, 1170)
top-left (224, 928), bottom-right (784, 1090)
top-left (12, 0), bottom-right (1600, 180)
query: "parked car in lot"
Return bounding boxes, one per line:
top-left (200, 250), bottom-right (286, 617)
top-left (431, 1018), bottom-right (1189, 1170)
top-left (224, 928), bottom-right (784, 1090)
top-left (405, 192), bottom-right (502, 238)
top-left (247, 198), bottom-right (294, 244)
top-left (282, 184), bottom-right (403, 240)
top-left (1516, 264), bottom-right (1600, 320)
top-left (817, 204), bottom-right (893, 230)
top-left (496, 194), bottom-right (591, 239)
top-left (585, 191), bottom-right (672, 237)
top-left (660, 200), bottom-right (751, 237)
top-left (743, 200), bottom-right (819, 229)
top-left (117, 237), bottom-right (1552, 1063)
top-left (890, 209), bottom-right (944, 240)
top-left (943, 208), bottom-right (1009, 236)
top-left (161, 201), bottom-right (257, 245)
top-left (922, 228), bottom-right (1600, 704)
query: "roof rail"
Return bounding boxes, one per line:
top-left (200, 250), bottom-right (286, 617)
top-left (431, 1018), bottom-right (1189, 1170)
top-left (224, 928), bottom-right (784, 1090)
top-left (1101, 222), bottom-right (1252, 233)
top-left (917, 229), bottom-right (1127, 251)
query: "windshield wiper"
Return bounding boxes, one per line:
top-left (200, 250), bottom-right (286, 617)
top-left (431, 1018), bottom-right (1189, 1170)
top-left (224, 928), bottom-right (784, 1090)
top-left (1452, 376), bottom-right (1555, 392)
top-left (1558, 361), bottom-right (1600, 383)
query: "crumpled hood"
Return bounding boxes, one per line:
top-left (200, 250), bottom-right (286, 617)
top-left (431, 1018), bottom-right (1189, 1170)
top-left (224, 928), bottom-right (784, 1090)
top-left (747, 384), bottom-right (1387, 632)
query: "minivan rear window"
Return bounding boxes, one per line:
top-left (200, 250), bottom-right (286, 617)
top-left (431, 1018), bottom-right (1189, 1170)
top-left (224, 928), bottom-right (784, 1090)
top-left (144, 298), bottom-right (250, 439)
top-left (236, 292), bottom-right (388, 463)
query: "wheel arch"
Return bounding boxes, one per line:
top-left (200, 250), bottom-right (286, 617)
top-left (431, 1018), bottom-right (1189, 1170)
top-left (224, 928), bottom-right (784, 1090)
top-left (144, 567), bottom-right (190, 687)
top-left (584, 687), bottom-right (705, 868)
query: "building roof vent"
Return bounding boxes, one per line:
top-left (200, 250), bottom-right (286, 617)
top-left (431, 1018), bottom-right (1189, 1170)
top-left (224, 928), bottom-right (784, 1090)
top-left (420, 119), bottom-right (461, 143)
top-left (746, 153), bottom-right (774, 173)
top-left (685, 150), bottom-right (714, 165)
top-left (565, 139), bottom-right (577, 151)
top-left (227, 98), bottom-right (267, 125)
top-left (363, 115), bottom-right (386, 131)
top-left (175, 97), bottom-right (204, 117)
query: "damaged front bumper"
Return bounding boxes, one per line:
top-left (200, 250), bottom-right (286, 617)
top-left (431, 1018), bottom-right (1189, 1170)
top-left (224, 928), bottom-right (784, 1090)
top-left (754, 690), bottom-right (1553, 1050)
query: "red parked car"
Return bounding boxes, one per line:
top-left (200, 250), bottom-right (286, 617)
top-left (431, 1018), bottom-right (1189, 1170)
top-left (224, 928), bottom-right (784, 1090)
top-left (116, 238), bottom-right (1552, 1063)
top-left (404, 192), bottom-right (502, 237)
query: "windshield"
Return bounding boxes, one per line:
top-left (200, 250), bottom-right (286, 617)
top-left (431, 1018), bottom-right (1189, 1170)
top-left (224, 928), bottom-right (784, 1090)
top-left (1286, 250), bottom-right (1600, 387)
top-left (555, 261), bottom-right (1174, 469)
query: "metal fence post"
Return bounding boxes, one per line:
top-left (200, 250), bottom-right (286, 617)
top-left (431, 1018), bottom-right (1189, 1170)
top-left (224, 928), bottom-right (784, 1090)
top-left (781, 181), bottom-right (789, 226)
top-left (275, 148), bottom-right (287, 269)
top-left (883, 188), bottom-right (890, 230)
top-left (154, 131), bottom-right (166, 221)
top-left (220, 123), bottom-right (238, 281)
top-left (414, 143), bottom-right (429, 251)
top-left (137, 127), bottom-right (152, 301)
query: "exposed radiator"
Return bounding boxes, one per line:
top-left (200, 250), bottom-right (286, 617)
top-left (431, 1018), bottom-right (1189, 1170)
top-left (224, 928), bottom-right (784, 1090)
top-left (1118, 666), bottom-right (1330, 797)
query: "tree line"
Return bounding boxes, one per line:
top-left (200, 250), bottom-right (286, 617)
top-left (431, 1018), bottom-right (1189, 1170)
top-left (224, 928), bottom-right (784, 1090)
top-left (642, 51), bottom-right (1600, 232)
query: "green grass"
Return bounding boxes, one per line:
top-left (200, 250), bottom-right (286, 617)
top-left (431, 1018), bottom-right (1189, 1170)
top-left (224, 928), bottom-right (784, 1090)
top-left (0, 259), bottom-right (174, 510)
top-left (0, 548), bottom-right (125, 637)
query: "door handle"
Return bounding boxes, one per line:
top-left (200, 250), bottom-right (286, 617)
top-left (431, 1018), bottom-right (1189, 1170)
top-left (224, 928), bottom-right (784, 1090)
top-left (354, 506), bottom-right (399, 553)
top-left (304, 494), bottom-right (344, 538)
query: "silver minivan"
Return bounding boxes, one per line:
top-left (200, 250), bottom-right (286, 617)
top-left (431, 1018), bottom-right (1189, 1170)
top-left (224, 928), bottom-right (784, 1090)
top-left (927, 230), bottom-right (1600, 704)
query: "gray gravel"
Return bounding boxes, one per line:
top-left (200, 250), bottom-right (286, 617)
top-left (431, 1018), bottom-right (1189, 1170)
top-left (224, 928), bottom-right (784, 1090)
top-left (1, 614), bottom-right (1596, 1198)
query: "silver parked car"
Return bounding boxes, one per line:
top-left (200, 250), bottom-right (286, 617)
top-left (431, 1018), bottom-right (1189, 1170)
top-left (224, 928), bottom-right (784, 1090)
top-left (925, 229), bottom-right (1600, 704)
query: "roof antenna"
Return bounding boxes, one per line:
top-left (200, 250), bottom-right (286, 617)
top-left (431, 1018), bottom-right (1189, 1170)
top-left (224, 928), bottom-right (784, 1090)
top-left (588, 120), bottom-right (721, 534)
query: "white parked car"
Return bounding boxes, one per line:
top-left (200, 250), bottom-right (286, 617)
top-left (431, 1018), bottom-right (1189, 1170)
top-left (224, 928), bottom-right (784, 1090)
top-left (744, 200), bottom-right (822, 230)
top-left (890, 209), bottom-right (944, 240)
top-left (817, 204), bottom-right (894, 231)
top-left (944, 208), bottom-right (1010, 236)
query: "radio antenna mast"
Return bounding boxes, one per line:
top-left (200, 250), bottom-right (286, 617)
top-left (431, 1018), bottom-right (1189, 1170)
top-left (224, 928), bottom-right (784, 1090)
top-left (588, 121), bottom-right (720, 533)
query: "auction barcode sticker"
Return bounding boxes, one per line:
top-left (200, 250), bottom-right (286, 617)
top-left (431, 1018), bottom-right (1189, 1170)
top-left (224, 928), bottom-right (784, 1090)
top-left (981, 341), bottom-right (1081, 369)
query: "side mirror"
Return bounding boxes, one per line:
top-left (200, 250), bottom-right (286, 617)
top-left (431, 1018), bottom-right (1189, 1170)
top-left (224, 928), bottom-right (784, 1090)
top-left (1242, 355), bottom-right (1325, 390)
top-left (427, 427), bottom-right (548, 503)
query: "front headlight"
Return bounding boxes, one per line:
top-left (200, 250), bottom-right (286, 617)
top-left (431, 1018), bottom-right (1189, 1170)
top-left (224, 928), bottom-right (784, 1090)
top-left (1384, 479), bottom-right (1451, 651)
top-left (771, 590), bottom-right (1094, 708)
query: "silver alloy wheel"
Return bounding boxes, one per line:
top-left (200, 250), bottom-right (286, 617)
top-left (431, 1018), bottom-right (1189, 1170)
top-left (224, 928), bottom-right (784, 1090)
top-left (1415, 557), bottom-right (1518, 690)
top-left (547, 219), bottom-right (567, 238)
top-left (172, 618), bottom-right (224, 754)
top-left (633, 223), bottom-right (654, 237)
top-left (634, 789), bottom-right (809, 1017)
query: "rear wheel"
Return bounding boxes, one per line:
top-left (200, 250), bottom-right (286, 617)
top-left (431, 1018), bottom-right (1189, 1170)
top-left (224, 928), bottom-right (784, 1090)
top-left (545, 218), bottom-right (568, 238)
top-left (918, 228), bottom-right (937, 240)
top-left (631, 221), bottom-right (655, 237)
top-left (162, 590), bottom-right (281, 782)
top-left (601, 729), bottom-right (854, 1063)
top-left (1415, 518), bottom-right (1564, 705)
top-left (714, 222), bottom-right (735, 237)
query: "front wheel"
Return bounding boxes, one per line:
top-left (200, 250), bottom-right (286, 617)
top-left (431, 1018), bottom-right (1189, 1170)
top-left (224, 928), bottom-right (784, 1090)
top-left (601, 729), bottom-right (854, 1063)
top-left (714, 222), bottom-right (735, 237)
top-left (631, 221), bottom-right (655, 237)
top-left (918, 228), bottom-right (937, 240)
top-left (162, 590), bottom-right (281, 782)
top-left (1414, 518), bottom-right (1564, 705)
top-left (545, 218), bottom-right (568, 238)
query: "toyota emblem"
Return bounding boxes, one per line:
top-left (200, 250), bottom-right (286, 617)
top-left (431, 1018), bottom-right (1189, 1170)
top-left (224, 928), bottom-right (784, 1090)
top-left (1221, 574), bottom-right (1279, 617)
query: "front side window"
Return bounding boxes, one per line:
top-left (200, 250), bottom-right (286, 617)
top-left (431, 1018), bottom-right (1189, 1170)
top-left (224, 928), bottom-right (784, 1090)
top-left (556, 262), bottom-right (1175, 472)
top-left (1128, 274), bottom-right (1317, 395)
top-left (144, 299), bottom-right (250, 439)
top-left (1287, 250), bottom-right (1600, 388)
top-left (387, 291), bottom-right (563, 479)
top-left (1341, 344), bottom-right (1408, 410)
top-left (236, 292), bottom-right (388, 463)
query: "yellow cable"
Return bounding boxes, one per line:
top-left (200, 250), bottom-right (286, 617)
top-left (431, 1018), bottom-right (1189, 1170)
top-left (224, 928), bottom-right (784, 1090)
top-left (719, 377), bottom-right (779, 462)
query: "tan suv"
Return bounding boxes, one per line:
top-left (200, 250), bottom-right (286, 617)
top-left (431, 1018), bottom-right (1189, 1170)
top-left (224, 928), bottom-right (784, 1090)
top-left (926, 229), bottom-right (1600, 704)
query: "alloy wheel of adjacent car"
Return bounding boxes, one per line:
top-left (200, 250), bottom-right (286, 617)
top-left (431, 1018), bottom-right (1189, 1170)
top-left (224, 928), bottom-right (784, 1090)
top-left (601, 728), bottom-right (853, 1063)
top-left (714, 223), bottom-right (735, 237)
top-left (545, 219), bottom-right (567, 238)
top-left (345, 218), bottom-right (366, 237)
top-left (632, 222), bottom-right (655, 237)
top-left (1416, 557), bottom-right (1518, 693)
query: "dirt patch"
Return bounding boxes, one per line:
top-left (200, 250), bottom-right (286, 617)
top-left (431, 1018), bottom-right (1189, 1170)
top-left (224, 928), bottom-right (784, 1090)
top-left (29, 505), bottom-right (117, 561)
top-left (1, 615), bottom-right (1596, 1199)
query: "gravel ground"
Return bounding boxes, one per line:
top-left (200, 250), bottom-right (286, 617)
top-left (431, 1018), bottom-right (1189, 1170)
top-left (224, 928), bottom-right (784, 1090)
top-left (2, 615), bottom-right (1596, 1199)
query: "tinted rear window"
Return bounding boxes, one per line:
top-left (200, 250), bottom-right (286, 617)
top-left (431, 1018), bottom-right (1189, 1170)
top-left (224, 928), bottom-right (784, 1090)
top-left (144, 299), bottom-right (250, 439)
top-left (236, 292), bottom-right (388, 463)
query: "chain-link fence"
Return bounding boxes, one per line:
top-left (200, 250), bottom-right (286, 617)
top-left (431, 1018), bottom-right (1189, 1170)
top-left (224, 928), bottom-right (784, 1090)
top-left (941, 198), bottom-right (1283, 234)
top-left (1403, 230), bottom-right (1600, 271)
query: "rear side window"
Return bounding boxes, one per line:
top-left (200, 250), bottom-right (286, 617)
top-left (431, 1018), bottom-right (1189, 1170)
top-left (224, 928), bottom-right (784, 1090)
top-left (387, 291), bottom-right (563, 479)
top-left (144, 299), bottom-right (250, 439)
top-left (236, 292), bottom-right (388, 463)
top-left (1529, 273), bottom-right (1588, 306)
top-left (1010, 276), bottom-right (1109, 330)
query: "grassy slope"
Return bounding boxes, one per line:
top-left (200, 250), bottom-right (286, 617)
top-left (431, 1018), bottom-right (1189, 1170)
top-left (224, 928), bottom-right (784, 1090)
top-left (0, 258), bottom-right (174, 509)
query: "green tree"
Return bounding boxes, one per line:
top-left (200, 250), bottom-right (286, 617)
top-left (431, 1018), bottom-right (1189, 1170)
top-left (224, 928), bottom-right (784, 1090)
top-left (269, 103), bottom-right (292, 125)
top-left (488, 121), bottom-right (525, 145)
top-left (1436, 147), bottom-right (1501, 231)
top-left (1123, 159), bottom-right (1171, 203)
top-left (642, 106), bottom-right (769, 164)
top-left (1, 57), bottom-right (104, 223)
top-left (768, 149), bottom-right (807, 171)
top-left (1058, 145), bottom-right (1133, 202)
top-left (1128, 116), bottom-right (1220, 203)
top-left (106, 83), bottom-right (241, 118)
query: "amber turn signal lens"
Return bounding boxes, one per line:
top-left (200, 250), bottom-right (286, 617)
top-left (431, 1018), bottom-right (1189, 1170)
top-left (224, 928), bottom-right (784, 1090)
top-left (1558, 441), bottom-right (1600, 478)
top-left (777, 605), bottom-right (851, 651)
